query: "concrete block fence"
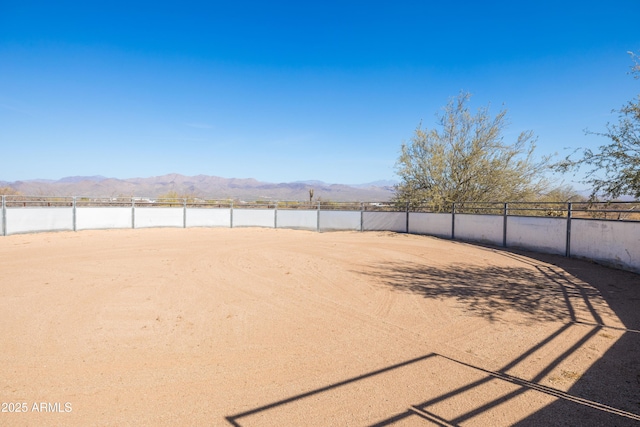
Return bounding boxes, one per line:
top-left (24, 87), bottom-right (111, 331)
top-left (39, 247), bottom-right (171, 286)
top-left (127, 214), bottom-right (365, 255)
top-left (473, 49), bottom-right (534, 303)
top-left (1, 196), bottom-right (639, 274)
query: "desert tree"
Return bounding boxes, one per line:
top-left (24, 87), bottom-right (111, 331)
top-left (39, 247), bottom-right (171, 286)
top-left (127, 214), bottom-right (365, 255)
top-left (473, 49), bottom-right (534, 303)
top-left (157, 190), bottom-right (200, 205)
top-left (556, 51), bottom-right (640, 200)
top-left (0, 187), bottom-right (22, 196)
top-left (394, 92), bottom-right (553, 211)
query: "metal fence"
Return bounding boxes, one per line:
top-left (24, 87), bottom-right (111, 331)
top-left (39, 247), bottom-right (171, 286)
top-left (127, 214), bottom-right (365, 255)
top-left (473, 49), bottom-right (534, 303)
top-left (3, 196), bottom-right (638, 217)
top-left (2, 195), bottom-right (639, 274)
top-left (409, 200), bottom-right (640, 220)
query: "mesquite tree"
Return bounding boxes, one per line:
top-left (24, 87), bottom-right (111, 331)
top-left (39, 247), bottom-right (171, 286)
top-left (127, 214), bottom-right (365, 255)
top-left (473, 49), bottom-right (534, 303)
top-left (556, 51), bottom-right (640, 200)
top-left (394, 92), bottom-right (552, 210)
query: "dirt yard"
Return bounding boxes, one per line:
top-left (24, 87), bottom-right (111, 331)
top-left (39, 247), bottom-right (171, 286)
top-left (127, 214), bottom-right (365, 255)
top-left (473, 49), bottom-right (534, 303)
top-left (0, 227), bottom-right (638, 426)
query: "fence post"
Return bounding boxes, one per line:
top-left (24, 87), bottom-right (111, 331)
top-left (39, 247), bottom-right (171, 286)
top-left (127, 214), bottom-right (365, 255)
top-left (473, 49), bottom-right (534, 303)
top-left (183, 198), bottom-right (187, 228)
top-left (503, 203), bottom-right (508, 247)
top-left (360, 202), bottom-right (364, 232)
top-left (566, 202), bottom-right (572, 257)
top-left (132, 198), bottom-right (135, 229)
top-left (406, 201), bottom-right (410, 233)
top-left (274, 201), bottom-right (278, 229)
top-left (73, 196), bottom-right (77, 232)
top-left (451, 203), bottom-right (456, 240)
top-left (1, 195), bottom-right (6, 236)
top-left (317, 201), bottom-right (321, 232)
top-left (230, 200), bottom-right (234, 228)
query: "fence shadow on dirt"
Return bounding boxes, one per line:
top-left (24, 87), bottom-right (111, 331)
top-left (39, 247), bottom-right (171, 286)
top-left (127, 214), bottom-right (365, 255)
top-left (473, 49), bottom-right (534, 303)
top-left (364, 246), bottom-right (640, 426)
top-left (223, 244), bottom-right (640, 426)
top-left (509, 250), bottom-right (640, 426)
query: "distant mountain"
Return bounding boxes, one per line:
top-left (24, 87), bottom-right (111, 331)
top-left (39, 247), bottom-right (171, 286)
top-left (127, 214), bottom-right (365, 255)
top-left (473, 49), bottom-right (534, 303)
top-left (351, 180), bottom-right (398, 188)
top-left (57, 175), bottom-right (109, 183)
top-left (1, 173), bottom-right (395, 202)
top-left (294, 180), bottom-right (330, 186)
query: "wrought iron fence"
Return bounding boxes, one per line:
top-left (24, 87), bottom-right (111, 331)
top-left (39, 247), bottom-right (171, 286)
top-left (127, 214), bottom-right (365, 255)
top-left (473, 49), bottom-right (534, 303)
top-left (1, 195), bottom-right (639, 222)
top-left (1, 194), bottom-right (639, 273)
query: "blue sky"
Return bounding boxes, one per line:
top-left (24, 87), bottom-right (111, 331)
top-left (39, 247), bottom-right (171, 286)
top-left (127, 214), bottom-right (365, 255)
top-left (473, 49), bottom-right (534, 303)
top-left (1, 1), bottom-right (638, 188)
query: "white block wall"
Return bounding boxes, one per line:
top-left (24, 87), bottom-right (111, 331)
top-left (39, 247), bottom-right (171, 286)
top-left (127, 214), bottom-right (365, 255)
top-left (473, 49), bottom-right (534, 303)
top-left (506, 216), bottom-right (566, 255)
top-left (6, 207), bottom-right (73, 235)
top-left (2, 205), bottom-right (640, 275)
top-left (319, 211), bottom-right (361, 231)
top-left (186, 208), bottom-right (231, 228)
top-left (455, 214), bottom-right (503, 246)
top-left (277, 209), bottom-right (317, 230)
top-left (76, 207), bottom-right (132, 230)
top-left (233, 209), bottom-right (275, 228)
top-left (409, 212), bottom-right (452, 238)
top-left (363, 211), bottom-right (407, 232)
top-left (134, 208), bottom-right (184, 228)
top-left (571, 219), bottom-right (640, 273)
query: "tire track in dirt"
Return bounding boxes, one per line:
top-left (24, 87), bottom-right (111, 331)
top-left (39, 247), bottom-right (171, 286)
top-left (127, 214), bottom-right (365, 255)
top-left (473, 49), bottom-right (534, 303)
top-left (210, 236), bottom-right (430, 356)
top-left (211, 233), bottom-right (489, 363)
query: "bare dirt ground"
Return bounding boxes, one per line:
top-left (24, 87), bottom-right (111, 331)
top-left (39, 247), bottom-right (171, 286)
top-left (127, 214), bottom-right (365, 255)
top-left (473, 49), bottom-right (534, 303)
top-left (0, 227), bottom-right (638, 426)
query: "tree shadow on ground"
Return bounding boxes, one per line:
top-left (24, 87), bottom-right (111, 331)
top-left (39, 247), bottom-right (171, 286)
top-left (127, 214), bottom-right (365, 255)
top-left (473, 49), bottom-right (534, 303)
top-left (361, 245), bottom-right (640, 425)
top-left (361, 255), bottom-right (597, 323)
top-left (223, 243), bottom-right (639, 426)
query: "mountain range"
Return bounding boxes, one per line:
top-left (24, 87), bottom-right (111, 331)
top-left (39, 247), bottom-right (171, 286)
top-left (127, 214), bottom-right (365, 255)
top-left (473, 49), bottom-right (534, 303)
top-left (0, 174), bottom-right (397, 202)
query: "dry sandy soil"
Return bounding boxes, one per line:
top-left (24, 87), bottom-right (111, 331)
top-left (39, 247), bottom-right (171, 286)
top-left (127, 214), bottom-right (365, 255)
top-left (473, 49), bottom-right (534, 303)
top-left (0, 227), bottom-right (639, 426)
